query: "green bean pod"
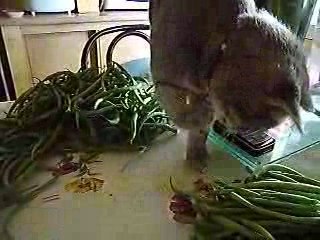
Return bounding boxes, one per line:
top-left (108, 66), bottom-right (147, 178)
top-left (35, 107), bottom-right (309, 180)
top-left (237, 219), bottom-right (275, 240)
top-left (230, 191), bottom-right (320, 224)
top-left (255, 190), bottom-right (320, 205)
top-left (254, 164), bottom-right (304, 178)
top-left (209, 215), bottom-right (258, 239)
top-left (280, 172), bottom-right (320, 187)
top-left (264, 171), bottom-right (298, 183)
top-left (242, 181), bottom-right (320, 194)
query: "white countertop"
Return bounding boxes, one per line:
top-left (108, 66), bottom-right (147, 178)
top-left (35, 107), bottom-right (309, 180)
top-left (1, 101), bottom-right (320, 240)
top-left (0, 102), bottom-right (249, 240)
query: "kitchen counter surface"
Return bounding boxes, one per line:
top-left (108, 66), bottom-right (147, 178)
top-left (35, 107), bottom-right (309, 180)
top-left (0, 100), bottom-right (249, 240)
top-left (0, 101), bottom-right (320, 240)
top-left (0, 11), bottom-right (148, 26)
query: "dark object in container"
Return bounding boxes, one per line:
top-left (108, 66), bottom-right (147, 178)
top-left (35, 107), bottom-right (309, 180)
top-left (212, 121), bottom-right (275, 157)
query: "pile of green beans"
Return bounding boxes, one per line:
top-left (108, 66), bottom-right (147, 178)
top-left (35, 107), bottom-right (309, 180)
top-left (174, 164), bottom-right (320, 240)
top-left (0, 62), bottom-right (176, 209)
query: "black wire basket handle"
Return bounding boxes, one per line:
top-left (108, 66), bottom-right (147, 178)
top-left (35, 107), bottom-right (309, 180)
top-left (80, 24), bottom-right (150, 70)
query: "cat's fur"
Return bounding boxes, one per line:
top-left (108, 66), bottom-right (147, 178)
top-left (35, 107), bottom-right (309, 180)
top-left (149, 0), bottom-right (314, 170)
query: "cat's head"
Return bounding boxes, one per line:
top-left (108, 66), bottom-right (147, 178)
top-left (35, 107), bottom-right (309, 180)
top-left (210, 10), bottom-right (314, 132)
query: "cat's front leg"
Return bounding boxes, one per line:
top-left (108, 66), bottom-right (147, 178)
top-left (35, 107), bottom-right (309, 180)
top-left (186, 129), bottom-right (209, 172)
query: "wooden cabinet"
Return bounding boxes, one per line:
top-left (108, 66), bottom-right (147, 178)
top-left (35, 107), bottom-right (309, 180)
top-left (0, 12), bottom-right (149, 99)
top-left (25, 32), bottom-right (89, 81)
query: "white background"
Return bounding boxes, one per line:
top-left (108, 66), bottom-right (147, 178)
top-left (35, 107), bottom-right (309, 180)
top-left (104, 0), bottom-right (149, 10)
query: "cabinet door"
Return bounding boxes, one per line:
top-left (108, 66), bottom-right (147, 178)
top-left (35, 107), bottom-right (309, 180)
top-left (2, 26), bottom-right (91, 97)
top-left (25, 31), bottom-right (89, 81)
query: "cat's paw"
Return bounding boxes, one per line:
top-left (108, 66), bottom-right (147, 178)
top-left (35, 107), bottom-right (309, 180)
top-left (186, 144), bottom-right (208, 173)
top-left (186, 130), bottom-right (209, 172)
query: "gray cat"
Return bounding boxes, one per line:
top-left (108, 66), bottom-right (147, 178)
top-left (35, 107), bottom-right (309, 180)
top-left (149, 0), bottom-right (314, 170)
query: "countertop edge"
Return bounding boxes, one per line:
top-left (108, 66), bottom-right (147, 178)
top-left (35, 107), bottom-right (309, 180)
top-left (0, 11), bottom-right (149, 27)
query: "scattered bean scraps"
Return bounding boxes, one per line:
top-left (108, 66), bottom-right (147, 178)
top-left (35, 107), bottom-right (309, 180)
top-left (64, 177), bottom-right (104, 193)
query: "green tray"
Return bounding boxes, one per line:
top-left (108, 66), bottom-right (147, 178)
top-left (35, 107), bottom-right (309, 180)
top-left (208, 85), bottom-right (320, 172)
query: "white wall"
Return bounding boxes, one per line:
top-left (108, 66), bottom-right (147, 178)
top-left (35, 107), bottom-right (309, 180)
top-left (311, 0), bottom-right (320, 26)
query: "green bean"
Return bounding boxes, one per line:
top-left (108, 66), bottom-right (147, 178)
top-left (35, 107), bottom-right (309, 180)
top-left (51, 85), bottom-right (63, 110)
top-left (83, 105), bottom-right (121, 116)
top-left (44, 71), bottom-right (73, 83)
top-left (133, 89), bottom-right (145, 105)
top-left (39, 122), bottom-right (63, 155)
top-left (3, 159), bottom-right (21, 187)
top-left (31, 122), bottom-right (63, 160)
top-left (86, 85), bottom-right (142, 103)
top-left (269, 207), bottom-right (320, 217)
top-left (14, 158), bottom-right (36, 182)
top-left (113, 62), bottom-right (135, 81)
top-left (120, 99), bottom-right (130, 109)
top-left (72, 72), bottom-right (105, 102)
top-left (229, 191), bottom-right (320, 224)
top-left (220, 187), bottom-right (261, 198)
top-left (137, 112), bottom-right (167, 136)
top-left (0, 63), bottom-right (175, 221)
top-left (130, 112), bottom-right (139, 144)
top-left (24, 109), bottom-right (60, 126)
top-left (237, 219), bottom-right (275, 240)
top-left (0, 147), bottom-right (12, 154)
top-left (75, 110), bottom-right (81, 129)
top-left (31, 136), bottom-right (47, 161)
top-left (80, 114), bottom-right (97, 139)
top-left (7, 85), bottom-right (38, 117)
top-left (181, 165), bottom-right (320, 239)
top-left (169, 176), bottom-right (192, 198)
top-left (214, 231), bottom-right (237, 239)
top-left (3, 133), bottom-right (39, 145)
top-left (201, 205), bottom-right (249, 215)
top-left (255, 190), bottom-right (319, 205)
top-left (264, 171), bottom-right (298, 183)
top-left (256, 220), bottom-right (306, 230)
top-left (194, 220), bottom-right (224, 235)
top-left (268, 189), bottom-right (320, 202)
top-left (279, 172), bottom-right (320, 187)
top-left (96, 99), bottom-right (121, 109)
top-left (254, 164), bottom-right (304, 178)
top-left (242, 181), bottom-right (320, 194)
top-left (247, 197), bottom-right (319, 212)
top-left (142, 123), bottom-right (177, 133)
top-left (0, 160), bottom-right (10, 184)
top-left (209, 215), bottom-right (257, 239)
top-left (205, 209), bottom-right (277, 221)
top-left (0, 118), bottom-right (18, 127)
